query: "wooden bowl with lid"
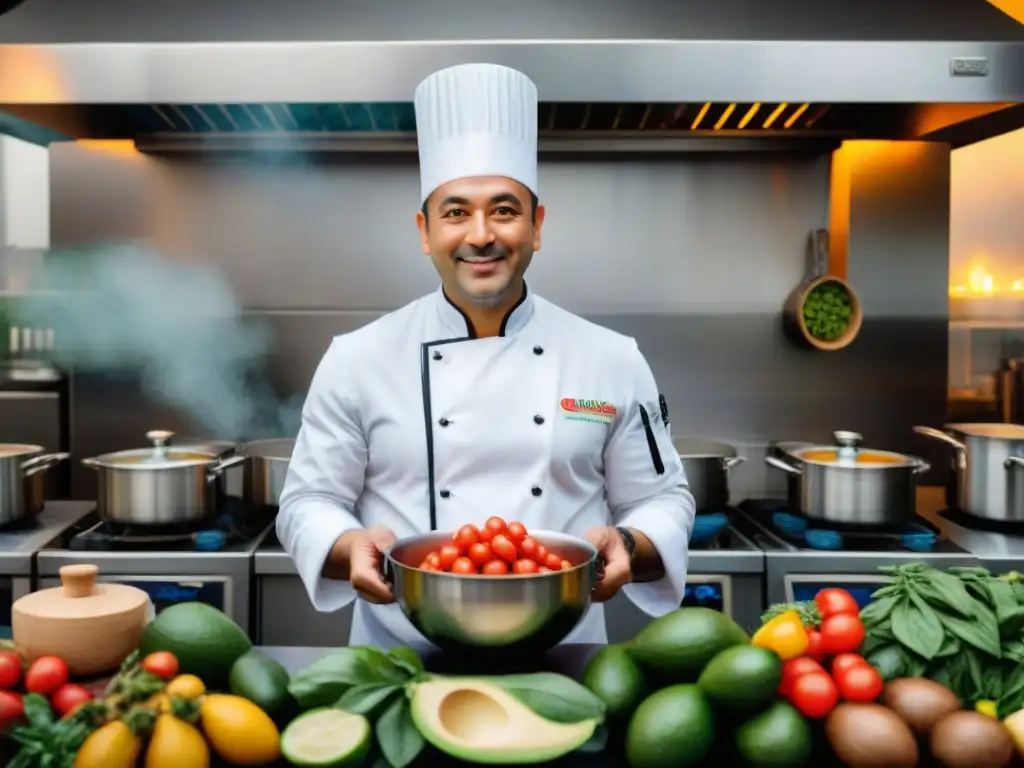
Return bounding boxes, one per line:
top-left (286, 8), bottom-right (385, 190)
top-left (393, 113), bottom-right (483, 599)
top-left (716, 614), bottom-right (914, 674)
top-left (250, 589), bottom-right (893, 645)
top-left (12, 564), bottom-right (151, 677)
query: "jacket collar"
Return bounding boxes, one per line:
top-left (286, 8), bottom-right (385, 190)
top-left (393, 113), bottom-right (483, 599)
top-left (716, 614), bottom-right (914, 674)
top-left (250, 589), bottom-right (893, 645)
top-left (435, 283), bottom-right (535, 339)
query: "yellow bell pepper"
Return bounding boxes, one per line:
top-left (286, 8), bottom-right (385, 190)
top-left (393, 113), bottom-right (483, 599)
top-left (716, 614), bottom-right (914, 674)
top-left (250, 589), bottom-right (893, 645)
top-left (976, 699), bottom-right (998, 718)
top-left (751, 609), bottom-right (810, 660)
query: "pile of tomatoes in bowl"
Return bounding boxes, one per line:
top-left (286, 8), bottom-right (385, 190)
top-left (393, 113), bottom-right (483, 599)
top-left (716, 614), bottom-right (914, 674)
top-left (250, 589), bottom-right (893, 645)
top-left (417, 517), bottom-right (573, 576)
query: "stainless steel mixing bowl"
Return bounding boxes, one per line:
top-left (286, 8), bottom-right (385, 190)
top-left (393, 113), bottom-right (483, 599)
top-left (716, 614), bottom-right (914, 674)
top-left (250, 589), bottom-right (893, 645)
top-left (383, 530), bottom-right (599, 656)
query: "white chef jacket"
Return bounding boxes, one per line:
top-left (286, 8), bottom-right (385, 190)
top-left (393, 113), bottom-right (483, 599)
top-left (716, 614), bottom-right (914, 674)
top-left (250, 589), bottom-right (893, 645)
top-left (277, 285), bottom-right (695, 652)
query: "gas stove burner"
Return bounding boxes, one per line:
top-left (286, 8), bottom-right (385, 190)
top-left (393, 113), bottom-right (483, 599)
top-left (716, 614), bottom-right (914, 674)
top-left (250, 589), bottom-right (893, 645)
top-left (692, 512), bottom-right (729, 544)
top-left (740, 499), bottom-right (944, 553)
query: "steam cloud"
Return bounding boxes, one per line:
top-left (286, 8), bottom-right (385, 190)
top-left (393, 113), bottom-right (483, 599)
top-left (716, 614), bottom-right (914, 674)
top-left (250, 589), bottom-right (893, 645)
top-left (12, 243), bottom-right (302, 438)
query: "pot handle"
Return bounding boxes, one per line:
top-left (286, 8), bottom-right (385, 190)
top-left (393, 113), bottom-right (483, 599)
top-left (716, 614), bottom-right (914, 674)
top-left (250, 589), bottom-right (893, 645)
top-left (765, 455), bottom-right (802, 475)
top-left (723, 456), bottom-right (746, 470)
top-left (205, 454), bottom-right (247, 483)
top-left (913, 426), bottom-right (967, 453)
top-left (81, 457), bottom-right (101, 470)
top-left (911, 459), bottom-right (932, 476)
top-left (1005, 456), bottom-right (1024, 470)
top-left (379, 553), bottom-right (395, 585)
top-left (21, 452), bottom-right (70, 478)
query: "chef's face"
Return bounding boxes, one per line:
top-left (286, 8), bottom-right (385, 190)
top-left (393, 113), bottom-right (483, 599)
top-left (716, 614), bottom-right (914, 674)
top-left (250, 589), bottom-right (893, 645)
top-left (417, 176), bottom-right (545, 309)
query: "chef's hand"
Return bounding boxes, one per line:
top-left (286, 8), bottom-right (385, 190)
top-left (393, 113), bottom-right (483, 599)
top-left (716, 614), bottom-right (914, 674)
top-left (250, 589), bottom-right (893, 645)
top-left (585, 526), bottom-right (632, 602)
top-left (328, 526), bottom-right (397, 604)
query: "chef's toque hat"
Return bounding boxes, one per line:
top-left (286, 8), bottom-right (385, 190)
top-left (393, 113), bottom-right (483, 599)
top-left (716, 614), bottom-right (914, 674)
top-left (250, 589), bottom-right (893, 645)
top-left (414, 63), bottom-right (538, 205)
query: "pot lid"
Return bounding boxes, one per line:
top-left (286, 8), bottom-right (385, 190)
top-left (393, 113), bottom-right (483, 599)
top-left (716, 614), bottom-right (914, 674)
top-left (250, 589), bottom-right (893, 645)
top-left (946, 423), bottom-right (1024, 440)
top-left (243, 437), bottom-right (295, 460)
top-left (672, 437), bottom-right (737, 459)
top-left (88, 430), bottom-right (219, 469)
top-left (791, 430), bottom-right (915, 468)
top-left (12, 564), bottom-right (149, 621)
top-left (0, 443), bottom-right (44, 460)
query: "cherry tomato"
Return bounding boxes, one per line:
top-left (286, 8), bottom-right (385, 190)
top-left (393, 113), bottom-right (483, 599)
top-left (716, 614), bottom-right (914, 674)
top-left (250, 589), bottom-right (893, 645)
top-left (484, 516), bottom-right (507, 536)
top-left (453, 525), bottom-right (479, 551)
top-left (24, 656), bottom-right (68, 695)
top-left (805, 629), bottom-right (825, 661)
top-left (450, 557), bottom-right (477, 575)
top-left (481, 559), bottom-right (510, 576)
top-left (779, 657), bottom-right (825, 697)
top-left (426, 553), bottom-right (442, 570)
top-left (417, 560), bottom-right (431, 570)
top-left (819, 613), bottom-right (866, 655)
top-left (0, 690), bottom-right (23, 725)
top-left (506, 522), bottom-right (527, 543)
top-left (835, 662), bottom-right (883, 702)
top-left (518, 537), bottom-right (540, 559)
top-left (831, 653), bottom-right (868, 677)
top-left (438, 544), bottom-right (462, 571)
top-left (534, 545), bottom-right (550, 564)
top-left (50, 683), bottom-right (93, 717)
top-left (814, 588), bottom-right (861, 619)
top-left (787, 671), bottom-right (839, 719)
top-left (491, 534), bottom-right (518, 563)
top-left (0, 650), bottom-right (22, 689)
top-left (538, 566), bottom-right (552, 573)
top-left (477, 526), bottom-right (496, 544)
top-left (560, 559), bottom-right (572, 570)
top-left (544, 553), bottom-right (563, 571)
top-left (513, 559), bottom-right (540, 574)
top-left (142, 651), bottom-right (179, 680)
top-left (467, 542), bottom-right (493, 567)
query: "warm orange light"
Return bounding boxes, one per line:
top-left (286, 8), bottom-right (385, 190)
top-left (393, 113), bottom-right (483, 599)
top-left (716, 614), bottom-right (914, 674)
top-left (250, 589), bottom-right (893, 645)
top-left (783, 104), bottom-right (810, 129)
top-left (690, 103), bottom-right (711, 130)
top-left (737, 104), bottom-right (761, 129)
top-left (986, 0), bottom-right (1024, 24)
top-left (713, 103), bottom-right (737, 130)
top-left (762, 104), bottom-right (788, 129)
top-left (74, 140), bottom-right (140, 158)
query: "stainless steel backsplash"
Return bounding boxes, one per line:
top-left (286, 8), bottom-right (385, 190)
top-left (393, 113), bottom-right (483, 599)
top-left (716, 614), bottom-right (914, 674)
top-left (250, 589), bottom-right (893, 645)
top-left (47, 143), bottom-right (951, 499)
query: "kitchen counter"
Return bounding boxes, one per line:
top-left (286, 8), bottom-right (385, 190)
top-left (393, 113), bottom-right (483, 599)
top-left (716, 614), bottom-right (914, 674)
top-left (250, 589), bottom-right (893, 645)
top-left (260, 644), bottom-right (624, 768)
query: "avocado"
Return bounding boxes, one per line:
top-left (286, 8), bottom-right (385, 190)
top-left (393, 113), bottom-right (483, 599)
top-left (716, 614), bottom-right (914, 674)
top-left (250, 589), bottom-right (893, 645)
top-left (229, 650), bottom-right (294, 715)
top-left (697, 645), bottom-right (782, 713)
top-left (582, 644), bottom-right (647, 724)
top-left (408, 677), bottom-right (599, 764)
top-left (628, 607), bottom-right (750, 682)
top-left (139, 602), bottom-right (251, 685)
top-left (280, 707), bottom-right (372, 767)
top-left (625, 684), bottom-right (715, 768)
top-left (734, 700), bottom-right (813, 767)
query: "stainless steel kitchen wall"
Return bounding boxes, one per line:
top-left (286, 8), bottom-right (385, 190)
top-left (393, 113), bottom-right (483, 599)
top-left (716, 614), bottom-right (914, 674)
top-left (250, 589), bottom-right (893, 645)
top-left (49, 142), bottom-right (950, 499)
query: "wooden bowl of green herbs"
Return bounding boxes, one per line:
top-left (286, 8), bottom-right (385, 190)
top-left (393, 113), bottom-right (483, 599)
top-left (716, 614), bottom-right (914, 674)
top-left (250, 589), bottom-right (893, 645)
top-left (783, 276), bottom-right (863, 351)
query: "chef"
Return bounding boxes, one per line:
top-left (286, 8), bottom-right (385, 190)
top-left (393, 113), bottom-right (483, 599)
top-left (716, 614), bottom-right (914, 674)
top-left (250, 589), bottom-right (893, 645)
top-left (277, 62), bottom-right (696, 651)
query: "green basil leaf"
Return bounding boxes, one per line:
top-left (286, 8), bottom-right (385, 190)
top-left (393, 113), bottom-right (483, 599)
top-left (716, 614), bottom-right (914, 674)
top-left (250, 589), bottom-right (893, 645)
top-left (890, 594), bottom-right (944, 660)
top-left (376, 696), bottom-right (425, 768)
top-left (1011, 582), bottom-right (1024, 604)
top-left (21, 693), bottom-right (54, 728)
top-left (936, 634), bottom-right (962, 658)
top-left (950, 566), bottom-right (994, 578)
top-left (869, 585), bottom-right (902, 600)
top-left (864, 643), bottom-right (910, 681)
top-left (288, 648), bottom-right (405, 708)
top-left (999, 665), bottom-right (1024, 717)
top-left (577, 725), bottom-right (609, 754)
top-left (859, 594), bottom-right (899, 629)
top-left (336, 683), bottom-right (402, 716)
top-left (936, 608), bottom-right (1002, 658)
top-left (904, 654), bottom-right (928, 678)
top-left (488, 673), bottom-right (607, 724)
top-left (387, 647), bottom-right (425, 678)
top-left (1003, 638), bottom-right (1024, 663)
top-left (915, 569), bottom-right (981, 618)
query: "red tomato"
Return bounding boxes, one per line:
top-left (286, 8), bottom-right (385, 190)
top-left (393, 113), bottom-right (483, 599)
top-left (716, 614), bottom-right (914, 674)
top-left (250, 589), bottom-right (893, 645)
top-left (467, 542), bottom-right (493, 567)
top-left (805, 629), bottom-right (825, 661)
top-left (534, 545), bottom-right (550, 564)
top-left (438, 544), bottom-right (462, 571)
top-left (477, 526), bottom-right (496, 544)
top-left (787, 671), bottom-right (839, 719)
top-left (518, 537), bottom-right (540, 560)
top-left (506, 522), bottom-right (527, 543)
top-left (484, 517), bottom-right (507, 536)
top-left (491, 534), bottom-right (518, 563)
top-left (452, 525), bottom-right (479, 551)
top-left (481, 559), bottom-right (510, 576)
top-left (835, 663), bottom-right (883, 702)
top-left (417, 560), bottom-right (432, 570)
top-left (831, 653), bottom-right (868, 677)
top-left (819, 613), bottom-right (866, 655)
top-left (450, 557), bottom-right (477, 575)
top-left (538, 566), bottom-right (552, 573)
top-left (544, 553), bottom-right (563, 571)
top-left (0, 650), bottom-right (22, 689)
top-left (142, 651), bottom-right (179, 680)
top-left (50, 683), bottom-right (93, 717)
top-left (513, 559), bottom-right (540, 575)
top-left (24, 656), bottom-right (68, 696)
top-left (425, 554), bottom-right (441, 570)
top-left (778, 656), bottom-right (825, 696)
top-left (560, 559), bottom-right (572, 570)
top-left (814, 588), bottom-right (861, 619)
top-left (0, 690), bottom-right (23, 724)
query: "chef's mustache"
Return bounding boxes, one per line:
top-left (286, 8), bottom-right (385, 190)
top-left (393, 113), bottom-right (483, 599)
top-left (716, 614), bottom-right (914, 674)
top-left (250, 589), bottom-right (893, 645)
top-left (453, 244), bottom-right (510, 262)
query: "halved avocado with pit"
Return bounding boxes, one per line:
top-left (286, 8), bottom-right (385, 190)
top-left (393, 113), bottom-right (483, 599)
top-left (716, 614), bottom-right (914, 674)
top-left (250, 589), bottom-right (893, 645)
top-left (409, 678), bottom-right (600, 764)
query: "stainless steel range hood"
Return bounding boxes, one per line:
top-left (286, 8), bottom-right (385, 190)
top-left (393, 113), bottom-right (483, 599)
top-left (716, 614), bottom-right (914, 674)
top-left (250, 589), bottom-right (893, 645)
top-left (0, 0), bottom-right (1023, 152)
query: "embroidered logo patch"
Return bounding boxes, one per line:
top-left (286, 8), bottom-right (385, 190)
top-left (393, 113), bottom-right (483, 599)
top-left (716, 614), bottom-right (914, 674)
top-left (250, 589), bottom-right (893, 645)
top-left (560, 398), bottom-right (617, 425)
